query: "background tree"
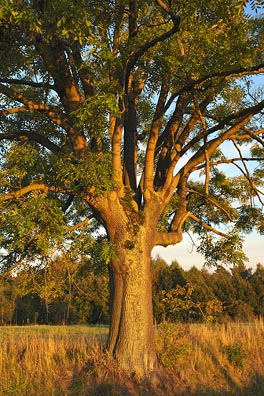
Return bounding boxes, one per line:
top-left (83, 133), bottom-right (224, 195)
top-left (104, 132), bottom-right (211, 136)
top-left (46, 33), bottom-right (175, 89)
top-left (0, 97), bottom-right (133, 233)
top-left (249, 263), bottom-right (264, 316)
top-left (152, 257), bottom-right (187, 321)
top-left (12, 252), bottom-right (110, 324)
top-left (186, 266), bottom-right (216, 302)
top-left (0, 0), bottom-right (263, 375)
top-left (0, 278), bottom-right (17, 324)
top-left (230, 263), bottom-right (257, 320)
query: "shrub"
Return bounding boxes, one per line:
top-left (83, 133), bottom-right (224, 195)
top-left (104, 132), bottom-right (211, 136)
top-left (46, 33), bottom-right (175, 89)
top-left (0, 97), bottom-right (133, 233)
top-left (223, 343), bottom-right (246, 368)
top-left (156, 322), bottom-right (190, 369)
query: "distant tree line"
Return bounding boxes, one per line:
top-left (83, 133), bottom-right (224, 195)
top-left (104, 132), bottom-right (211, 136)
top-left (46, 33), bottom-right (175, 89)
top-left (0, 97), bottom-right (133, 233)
top-left (1, 255), bottom-right (263, 325)
top-left (152, 256), bottom-right (264, 323)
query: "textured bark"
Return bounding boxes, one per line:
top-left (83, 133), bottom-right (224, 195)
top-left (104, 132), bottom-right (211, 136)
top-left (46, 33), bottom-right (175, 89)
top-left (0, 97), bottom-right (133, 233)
top-left (94, 193), bottom-right (168, 376)
top-left (107, 229), bottom-right (158, 376)
top-left (108, 266), bottom-right (124, 355)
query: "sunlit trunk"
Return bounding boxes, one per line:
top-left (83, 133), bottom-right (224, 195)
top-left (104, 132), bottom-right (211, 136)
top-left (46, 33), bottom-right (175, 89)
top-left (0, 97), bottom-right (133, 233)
top-left (107, 232), bottom-right (157, 376)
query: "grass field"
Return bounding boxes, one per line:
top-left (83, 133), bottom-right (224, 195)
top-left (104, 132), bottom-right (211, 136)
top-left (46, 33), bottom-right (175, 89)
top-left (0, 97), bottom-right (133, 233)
top-left (1, 319), bottom-right (264, 396)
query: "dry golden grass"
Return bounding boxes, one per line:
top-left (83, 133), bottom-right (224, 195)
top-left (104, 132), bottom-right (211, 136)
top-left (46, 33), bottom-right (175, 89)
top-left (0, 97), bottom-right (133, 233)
top-left (160, 318), bottom-right (264, 395)
top-left (0, 325), bottom-right (108, 396)
top-left (0, 320), bottom-right (264, 396)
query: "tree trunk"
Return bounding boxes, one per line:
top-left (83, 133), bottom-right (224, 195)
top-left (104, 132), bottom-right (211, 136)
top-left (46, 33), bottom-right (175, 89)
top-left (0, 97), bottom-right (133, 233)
top-left (107, 232), bottom-right (158, 377)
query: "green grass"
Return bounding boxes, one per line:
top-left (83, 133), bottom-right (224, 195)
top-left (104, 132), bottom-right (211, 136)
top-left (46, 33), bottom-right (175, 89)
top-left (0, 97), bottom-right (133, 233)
top-left (0, 320), bottom-right (264, 396)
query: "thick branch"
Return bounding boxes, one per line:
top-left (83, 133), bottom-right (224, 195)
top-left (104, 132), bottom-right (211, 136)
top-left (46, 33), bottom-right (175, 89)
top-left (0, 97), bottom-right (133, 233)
top-left (70, 44), bottom-right (94, 97)
top-left (0, 77), bottom-right (55, 91)
top-left (207, 99), bottom-right (264, 135)
top-left (0, 131), bottom-right (61, 153)
top-left (154, 229), bottom-right (183, 247)
top-left (230, 127), bottom-right (264, 145)
top-left (0, 82), bottom-right (89, 154)
top-left (158, 104), bottom-right (207, 196)
top-left (155, 0), bottom-right (180, 24)
top-left (129, 0), bottom-right (138, 38)
top-left (0, 184), bottom-right (73, 202)
top-left (193, 93), bottom-right (210, 195)
top-left (0, 83), bottom-right (66, 122)
top-left (112, 110), bottom-right (125, 187)
top-left (0, 83), bottom-right (57, 111)
top-left (165, 63), bottom-right (264, 106)
top-left (143, 80), bottom-right (170, 190)
top-left (195, 157), bottom-right (264, 169)
top-left (169, 178), bottom-right (189, 231)
top-left (124, 4), bottom-right (180, 90)
top-left (183, 100), bottom-right (264, 177)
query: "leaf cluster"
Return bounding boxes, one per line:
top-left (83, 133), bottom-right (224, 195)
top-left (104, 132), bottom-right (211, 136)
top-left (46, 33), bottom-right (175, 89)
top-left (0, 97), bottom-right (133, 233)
top-left (0, 193), bottom-right (65, 258)
top-left (197, 233), bottom-right (248, 267)
top-left (51, 151), bottom-right (116, 195)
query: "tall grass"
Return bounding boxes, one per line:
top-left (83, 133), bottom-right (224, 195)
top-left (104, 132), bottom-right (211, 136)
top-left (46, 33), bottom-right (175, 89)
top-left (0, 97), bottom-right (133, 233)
top-left (156, 317), bottom-right (264, 395)
top-left (0, 325), bottom-right (108, 396)
top-left (1, 320), bottom-right (264, 396)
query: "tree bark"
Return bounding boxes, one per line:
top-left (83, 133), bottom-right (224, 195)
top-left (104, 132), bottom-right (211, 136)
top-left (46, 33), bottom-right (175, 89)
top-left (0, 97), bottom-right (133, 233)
top-left (107, 231), bottom-right (158, 377)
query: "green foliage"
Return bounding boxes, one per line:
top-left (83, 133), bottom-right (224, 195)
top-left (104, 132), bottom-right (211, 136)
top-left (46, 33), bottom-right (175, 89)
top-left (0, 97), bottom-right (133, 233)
top-left (0, 0), bottom-right (262, 270)
top-left (223, 343), bottom-right (246, 368)
top-left (0, 0), bottom-right (93, 44)
top-left (2, 256), bottom-right (264, 325)
top-left (0, 280), bottom-right (17, 324)
top-left (152, 260), bottom-right (264, 324)
top-left (161, 283), bottom-right (196, 320)
top-left (197, 233), bottom-right (248, 267)
top-left (73, 93), bottom-right (120, 132)
top-left (90, 239), bottom-right (117, 267)
top-left (4, 251), bottom-right (110, 325)
top-left (158, 342), bottom-right (190, 370)
top-left (161, 282), bottom-right (223, 323)
top-left (52, 152), bottom-right (116, 195)
top-left (1, 142), bottom-right (48, 187)
top-left (236, 205), bottom-right (264, 234)
top-left (156, 322), bottom-right (191, 369)
top-left (0, 193), bottom-right (65, 257)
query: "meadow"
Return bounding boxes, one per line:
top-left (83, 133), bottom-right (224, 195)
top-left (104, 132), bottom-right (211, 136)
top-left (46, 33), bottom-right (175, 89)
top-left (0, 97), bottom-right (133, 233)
top-left (0, 319), bottom-right (264, 396)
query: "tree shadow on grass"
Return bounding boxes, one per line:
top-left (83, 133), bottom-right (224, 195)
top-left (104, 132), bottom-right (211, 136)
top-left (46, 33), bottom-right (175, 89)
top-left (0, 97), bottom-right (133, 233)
top-left (184, 342), bottom-right (264, 396)
top-left (79, 375), bottom-right (264, 396)
top-left (94, 373), bottom-right (264, 396)
top-left (67, 351), bottom-right (264, 396)
top-left (68, 357), bottom-right (188, 396)
top-left (68, 372), bottom-right (264, 396)
top-left (186, 375), bottom-right (264, 396)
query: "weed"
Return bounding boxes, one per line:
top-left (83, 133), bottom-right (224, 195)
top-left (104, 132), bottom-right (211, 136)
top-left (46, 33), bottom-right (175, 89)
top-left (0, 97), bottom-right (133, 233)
top-left (156, 321), bottom-right (190, 369)
top-left (158, 343), bottom-right (190, 369)
top-left (223, 342), bottom-right (246, 368)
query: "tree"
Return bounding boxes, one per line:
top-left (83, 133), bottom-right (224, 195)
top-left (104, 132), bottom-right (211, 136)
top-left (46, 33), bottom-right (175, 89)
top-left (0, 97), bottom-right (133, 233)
top-left (186, 266), bottom-right (216, 303)
top-left (0, 0), bottom-right (263, 375)
top-left (0, 278), bottom-right (17, 324)
top-left (250, 263), bottom-right (264, 315)
top-left (230, 263), bottom-right (258, 320)
top-left (151, 257), bottom-right (187, 321)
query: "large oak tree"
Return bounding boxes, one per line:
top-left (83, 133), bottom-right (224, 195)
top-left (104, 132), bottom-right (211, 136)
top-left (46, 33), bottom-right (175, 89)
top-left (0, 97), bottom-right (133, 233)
top-left (0, 0), bottom-right (263, 375)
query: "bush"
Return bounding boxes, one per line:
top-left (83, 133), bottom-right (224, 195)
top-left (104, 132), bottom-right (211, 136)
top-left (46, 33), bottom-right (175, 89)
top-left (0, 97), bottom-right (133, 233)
top-left (223, 343), bottom-right (246, 368)
top-left (156, 322), bottom-right (190, 369)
